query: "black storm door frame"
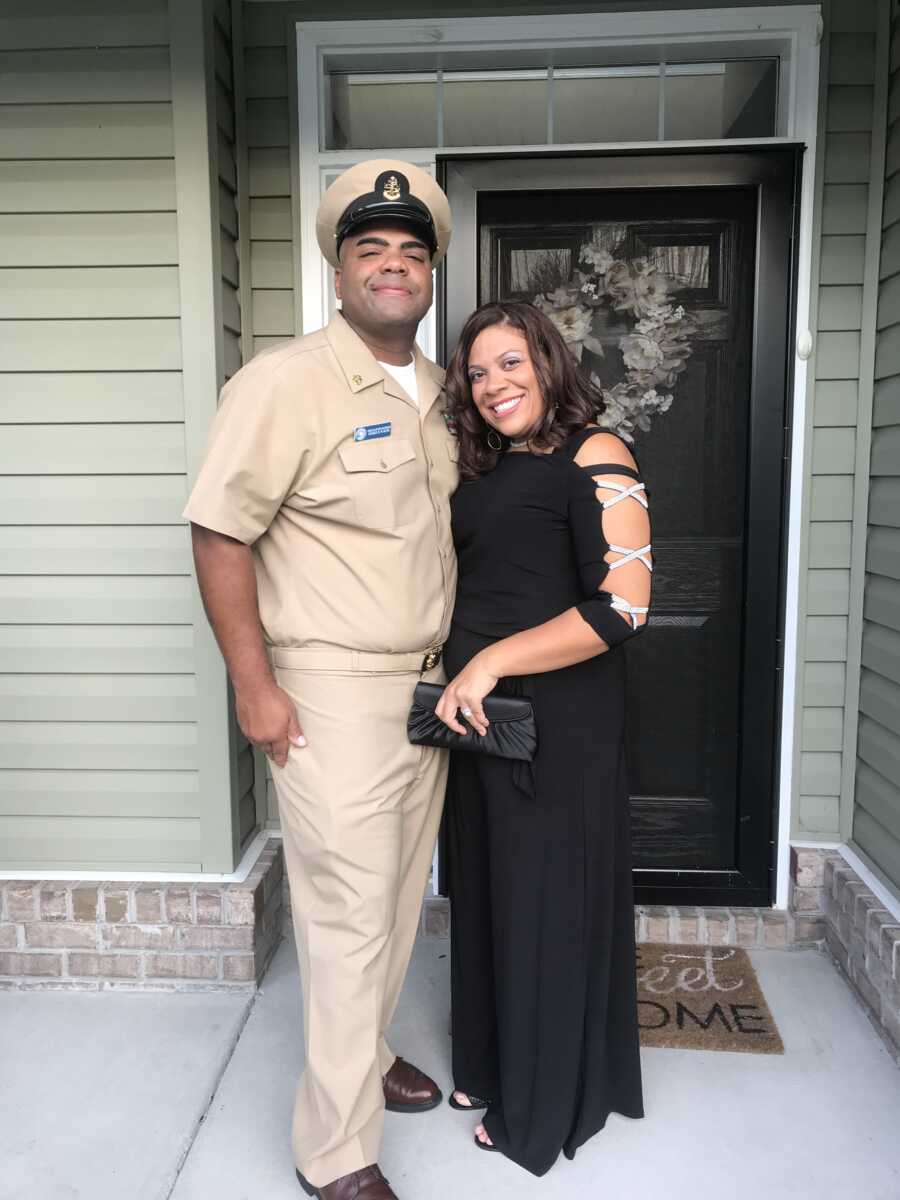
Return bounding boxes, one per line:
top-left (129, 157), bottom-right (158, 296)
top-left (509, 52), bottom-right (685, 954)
top-left (439, 149), bottom-right (801, 906)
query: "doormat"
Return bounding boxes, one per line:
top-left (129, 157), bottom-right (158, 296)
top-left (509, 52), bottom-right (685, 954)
top-left (636, 944), bottom-right (784, 1054)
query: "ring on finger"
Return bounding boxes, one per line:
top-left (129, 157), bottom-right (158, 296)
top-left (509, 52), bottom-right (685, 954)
top-left (461, 706), bottom-right (473, 717)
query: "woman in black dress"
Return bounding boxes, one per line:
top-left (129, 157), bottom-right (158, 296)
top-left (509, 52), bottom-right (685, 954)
top-left (435, 301), bottom-right (650, 1176)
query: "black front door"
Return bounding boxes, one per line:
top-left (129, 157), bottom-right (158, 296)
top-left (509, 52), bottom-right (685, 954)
top-left (444, 150), bottom-right (798, 905)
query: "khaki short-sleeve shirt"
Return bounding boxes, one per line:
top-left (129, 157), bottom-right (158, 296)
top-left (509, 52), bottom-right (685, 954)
top-left (183, 313), bottom-right (459, 653)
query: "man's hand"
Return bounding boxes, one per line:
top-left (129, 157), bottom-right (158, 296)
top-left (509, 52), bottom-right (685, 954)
top-left (235, 681), bottom-right (306, 768)
top-left (189, 524), bottom-right (307, 768)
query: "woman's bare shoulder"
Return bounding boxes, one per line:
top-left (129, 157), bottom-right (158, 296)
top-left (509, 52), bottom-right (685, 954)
top-left (573, 428), bottom-right (638, 472)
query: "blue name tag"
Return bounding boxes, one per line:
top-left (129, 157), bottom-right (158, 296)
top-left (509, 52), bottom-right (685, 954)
top-left (354, 422), bottom-right (392, 442)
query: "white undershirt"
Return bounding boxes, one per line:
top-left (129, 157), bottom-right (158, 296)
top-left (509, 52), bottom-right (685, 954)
top-left (378, 358), bottom-right (419, 408)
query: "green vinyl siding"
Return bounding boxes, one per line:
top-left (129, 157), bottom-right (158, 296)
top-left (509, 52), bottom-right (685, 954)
top-left (0, 0), bottom-right (254, 872)
top-left (244, 19), bottom-right (294, 358)
top-left (0, 0), bottom-right (204, 870)
top-left (853, 1), bottom-right (900, 893)
top-left (798, 3), bottom-right (882, 837)
top-left (0, 815), bottom-right (204, 873)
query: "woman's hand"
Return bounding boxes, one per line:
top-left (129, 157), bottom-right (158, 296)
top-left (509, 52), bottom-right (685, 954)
top-left (435, 652), bottom-right (500, 737)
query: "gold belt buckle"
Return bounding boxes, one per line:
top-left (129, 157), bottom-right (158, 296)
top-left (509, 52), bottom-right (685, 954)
top-left (421, 646), bottom-right (442, 673)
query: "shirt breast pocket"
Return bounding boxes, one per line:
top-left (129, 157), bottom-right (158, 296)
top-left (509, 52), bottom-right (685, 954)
top-left (338, 437), bottom-right (418, 531)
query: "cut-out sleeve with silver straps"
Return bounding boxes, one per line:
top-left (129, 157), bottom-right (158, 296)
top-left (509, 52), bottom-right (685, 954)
top-left (568, 458), bottom-right (652, 647)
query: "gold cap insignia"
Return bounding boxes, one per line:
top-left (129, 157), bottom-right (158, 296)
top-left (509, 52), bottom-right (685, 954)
top-left (315, 160), bottom-right (452, 270)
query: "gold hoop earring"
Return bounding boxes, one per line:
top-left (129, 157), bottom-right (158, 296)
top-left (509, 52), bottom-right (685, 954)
top-left (486, 429), bottom-right (503, 452)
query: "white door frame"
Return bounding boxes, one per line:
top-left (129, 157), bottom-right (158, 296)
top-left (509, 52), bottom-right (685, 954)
top-left (295, 7), bottom-right (823, 908)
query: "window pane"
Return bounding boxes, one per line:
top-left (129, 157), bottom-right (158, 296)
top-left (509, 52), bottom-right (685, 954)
top-left (665, 60), bottom-right (777, 140)
top-left (443, 76), bottom-right (547, 147)
top-left (324, 76), bottom-right (437, 150)
top-left (554, 74), bottom-right (659, 143)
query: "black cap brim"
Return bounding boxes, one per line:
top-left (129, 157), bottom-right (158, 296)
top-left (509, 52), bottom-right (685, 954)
top-left (336, 204), bottom-right (437, 259)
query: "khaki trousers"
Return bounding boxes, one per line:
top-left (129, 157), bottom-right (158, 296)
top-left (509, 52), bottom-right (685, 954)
top-left (270, 648), bottom-right (447, 1188)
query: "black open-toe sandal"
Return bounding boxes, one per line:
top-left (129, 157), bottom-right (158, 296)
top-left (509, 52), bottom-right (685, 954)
top-left (473, 1133), bottom-right (498, 1153)
top-left (449, 1091), bottom-right (490, 1111)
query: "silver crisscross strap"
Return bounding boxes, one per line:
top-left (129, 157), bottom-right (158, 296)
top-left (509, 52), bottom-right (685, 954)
top-left (590, 469), bottom-right (653, 576)
top-left (609, 592), bottom-right (650, 630)
top-left (572, 450), bottom-right (652, 645)
top-left (607, 542), bottom-right (653, 572)
top-left (593, 478), bottom-right (648, 511)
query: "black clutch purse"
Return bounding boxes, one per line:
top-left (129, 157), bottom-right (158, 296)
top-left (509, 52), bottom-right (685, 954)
top-left (407, 682), bottom-right (537, 762)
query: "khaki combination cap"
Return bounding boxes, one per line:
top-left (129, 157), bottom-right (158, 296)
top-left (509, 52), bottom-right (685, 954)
top-left (316, 159), bottom-right (452, 270)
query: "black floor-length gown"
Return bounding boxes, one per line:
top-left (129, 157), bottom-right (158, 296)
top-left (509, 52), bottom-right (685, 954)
top-left (445, 427), bottom-right (645, 1177)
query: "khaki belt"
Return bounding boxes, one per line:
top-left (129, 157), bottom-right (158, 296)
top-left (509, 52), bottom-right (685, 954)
top-left (270, 646), bottom-right (442, 674)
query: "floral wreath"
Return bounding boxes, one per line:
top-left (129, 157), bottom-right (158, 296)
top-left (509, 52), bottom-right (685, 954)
top-left (532, 238), bottom-right (696, 442)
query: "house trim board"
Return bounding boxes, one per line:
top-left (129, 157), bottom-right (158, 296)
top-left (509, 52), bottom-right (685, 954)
top-left (785, 0), bottom-right (828, 868)
top-left (229, 0), bottom-right (271, 834)
top-left (0, 829), bottom-right (281, 887)
top-left (842, 838), bottom-right (900, 917)
top-left (170, 0), bottom-right (240, 871)
top-left (793, 835), bottom-right (900, 919)
top-left (231, 0), bottom-right (253, 382)
top-left (286, 10), bottom-right (304, 339)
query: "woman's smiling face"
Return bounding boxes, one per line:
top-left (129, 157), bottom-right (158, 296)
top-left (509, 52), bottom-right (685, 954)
top-left (467, 323), bottom-right (547, 442)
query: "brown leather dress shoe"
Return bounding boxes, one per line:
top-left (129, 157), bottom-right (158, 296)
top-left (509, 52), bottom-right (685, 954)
top-left (382, 1056), bottom-right (443, 1113)
top-left (296, 1164), bottom-right (397, 1199)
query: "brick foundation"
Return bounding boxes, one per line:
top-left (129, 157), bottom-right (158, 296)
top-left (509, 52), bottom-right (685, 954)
top-left (414, 846), bottom-right (837, 949)
top-left (415, 897), bottom-right (812, 947)
top-left (819, 853), bottom-right (900, 1061)
top-left (788, 846), bottom-right (829, 945)
top-left (0, 838), bottom-right (284, 991)
top-left (789, 841), bottom-right (900, 1038)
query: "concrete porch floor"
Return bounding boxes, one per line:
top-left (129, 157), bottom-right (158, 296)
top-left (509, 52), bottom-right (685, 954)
top-left (3, 936), bottom-right (899, 1200)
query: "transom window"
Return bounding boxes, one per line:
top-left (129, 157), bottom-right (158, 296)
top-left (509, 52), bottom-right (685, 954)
top-left (321, 56), bottom-right (779, 151)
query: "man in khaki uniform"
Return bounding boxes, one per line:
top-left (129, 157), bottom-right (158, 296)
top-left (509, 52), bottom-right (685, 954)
top-left (184, 161), bottom-right (458, 1200)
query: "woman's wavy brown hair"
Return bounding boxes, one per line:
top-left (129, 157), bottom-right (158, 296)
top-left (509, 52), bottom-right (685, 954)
top-left (443, 301), bottom-right (605, 479)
